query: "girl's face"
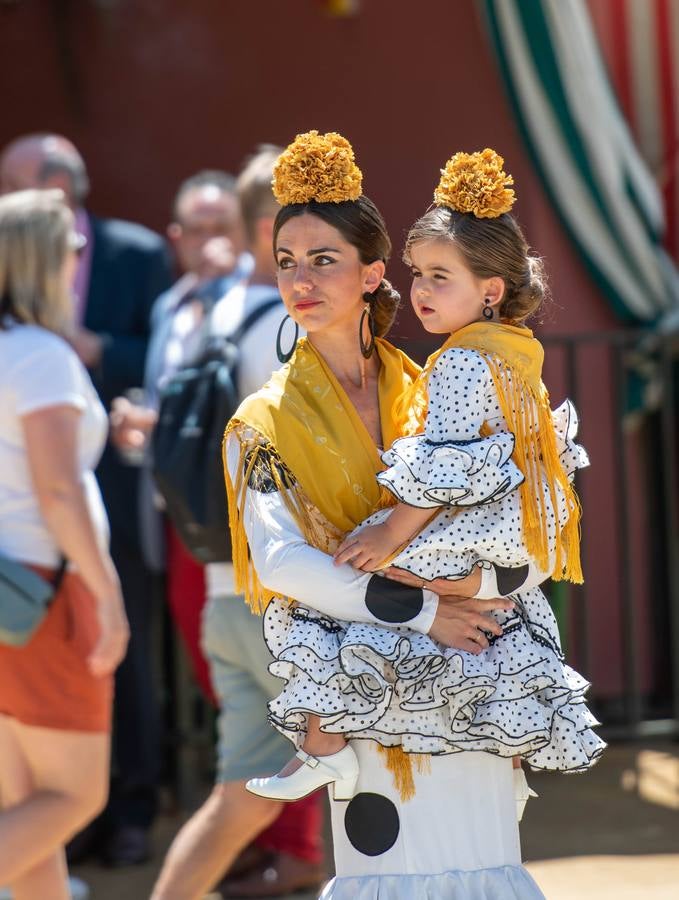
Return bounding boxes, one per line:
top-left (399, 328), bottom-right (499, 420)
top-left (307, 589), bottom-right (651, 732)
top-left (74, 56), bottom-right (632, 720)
top-left (409, 238), bottom-right (503, 335)
top-left (275, 213), bottom-right (383, 336)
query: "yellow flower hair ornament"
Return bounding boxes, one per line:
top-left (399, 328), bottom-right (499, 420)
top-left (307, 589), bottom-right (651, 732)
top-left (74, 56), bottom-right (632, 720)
top-left (434, 148), bottom-right (515, 219)
top-left (272, 130), bottom-right (363, 206)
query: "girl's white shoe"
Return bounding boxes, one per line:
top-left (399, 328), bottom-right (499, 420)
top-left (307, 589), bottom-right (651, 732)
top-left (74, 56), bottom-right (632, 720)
top-left (514, 767), bottom-right (538, 822)
top-left (246, 746), bottom-right (359, 802)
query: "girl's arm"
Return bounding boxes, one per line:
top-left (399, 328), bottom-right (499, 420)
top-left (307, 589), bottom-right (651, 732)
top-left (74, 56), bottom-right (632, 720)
top-left (333, 502), bottom-right (436, 570)
top-left (22, 404), bottom-right (129, 676)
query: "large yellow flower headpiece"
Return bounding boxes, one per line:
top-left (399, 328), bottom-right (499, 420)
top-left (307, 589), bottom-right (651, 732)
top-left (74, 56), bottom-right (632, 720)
top-left (434, 148), bottom-right (515, 219)
top-left (272, 130), bottom-right (363, 206)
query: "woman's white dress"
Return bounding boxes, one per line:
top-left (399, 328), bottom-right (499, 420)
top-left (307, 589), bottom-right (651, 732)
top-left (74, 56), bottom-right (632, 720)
top-left (226, 431), bottom-right (546, 898)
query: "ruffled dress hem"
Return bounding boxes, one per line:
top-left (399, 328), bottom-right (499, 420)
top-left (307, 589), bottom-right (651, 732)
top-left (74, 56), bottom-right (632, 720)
top-left (320, 864), bottom-right (545, 899)
top-left (263, 592), bottom-right (606, 773)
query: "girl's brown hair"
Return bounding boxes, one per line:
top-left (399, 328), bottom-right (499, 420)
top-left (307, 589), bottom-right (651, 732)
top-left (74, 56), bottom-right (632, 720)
top-left (404, 207), bottom-right (548, 323)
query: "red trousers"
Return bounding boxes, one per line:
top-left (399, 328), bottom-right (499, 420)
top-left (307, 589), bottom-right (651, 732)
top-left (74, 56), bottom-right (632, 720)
top-left (165, 525), bottom-right (323, 864)
top-left (165, 524), bottom-right (214, 703)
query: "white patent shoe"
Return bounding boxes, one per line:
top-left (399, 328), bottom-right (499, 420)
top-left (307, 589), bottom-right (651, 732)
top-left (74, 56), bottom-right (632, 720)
top-left (246, 746), bottom-right (359, 802)
top-left (514, 767), bottom-right (539, 822)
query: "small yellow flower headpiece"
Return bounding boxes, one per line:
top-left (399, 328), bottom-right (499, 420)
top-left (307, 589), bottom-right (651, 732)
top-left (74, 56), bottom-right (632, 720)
top-left (434, 148), bottom-right (515, 219)
top-left (272, 130), bottom-right (363, 206)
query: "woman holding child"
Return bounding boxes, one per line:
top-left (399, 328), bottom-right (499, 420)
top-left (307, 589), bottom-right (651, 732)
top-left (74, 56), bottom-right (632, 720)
top-left (223, 131), bottom-right (602, 897)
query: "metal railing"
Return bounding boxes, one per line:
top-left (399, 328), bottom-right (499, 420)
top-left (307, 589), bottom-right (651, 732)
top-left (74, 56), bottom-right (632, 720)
top-left (542, 330), bottom-right (679, 740)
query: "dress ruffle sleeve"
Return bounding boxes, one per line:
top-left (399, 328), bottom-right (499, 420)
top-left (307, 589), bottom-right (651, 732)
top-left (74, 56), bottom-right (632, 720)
top-left (552, 398), bottom-right (589, 479)
top-left (376, 348), bottom-right (524, 508)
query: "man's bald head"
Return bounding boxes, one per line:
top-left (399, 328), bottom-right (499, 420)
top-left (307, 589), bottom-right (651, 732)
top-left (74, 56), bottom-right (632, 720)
top-left (0, 134), bottom-right (90, 207)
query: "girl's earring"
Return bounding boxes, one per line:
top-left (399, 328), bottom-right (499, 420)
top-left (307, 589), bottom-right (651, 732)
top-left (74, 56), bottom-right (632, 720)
top-left (483, 298), bottom-right (494, 320)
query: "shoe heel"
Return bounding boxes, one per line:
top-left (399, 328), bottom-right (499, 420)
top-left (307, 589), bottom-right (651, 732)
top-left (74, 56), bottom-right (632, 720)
top-left (332, 773), bottom-right (358, 802)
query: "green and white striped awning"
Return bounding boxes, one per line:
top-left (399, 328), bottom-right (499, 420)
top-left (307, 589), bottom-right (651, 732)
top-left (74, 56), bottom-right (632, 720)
top-left (481, 0), bottom-right (679, 326)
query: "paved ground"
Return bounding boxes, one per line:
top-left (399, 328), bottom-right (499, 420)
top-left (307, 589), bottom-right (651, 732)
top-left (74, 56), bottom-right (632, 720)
top-left (73, 740), bottom-right (679, 899)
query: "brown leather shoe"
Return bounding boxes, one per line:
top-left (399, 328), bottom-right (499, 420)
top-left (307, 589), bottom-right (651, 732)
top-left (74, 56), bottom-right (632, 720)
top-left (219, 851), bottom-right (326, 898)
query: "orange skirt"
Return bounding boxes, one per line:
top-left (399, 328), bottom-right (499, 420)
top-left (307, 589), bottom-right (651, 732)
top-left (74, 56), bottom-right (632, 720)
top-left (0, 566), bottom-right (113, 732)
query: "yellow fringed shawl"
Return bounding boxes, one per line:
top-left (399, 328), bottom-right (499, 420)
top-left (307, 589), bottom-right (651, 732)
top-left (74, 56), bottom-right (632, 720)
top-left (395, 321), bottom-right (583, 583)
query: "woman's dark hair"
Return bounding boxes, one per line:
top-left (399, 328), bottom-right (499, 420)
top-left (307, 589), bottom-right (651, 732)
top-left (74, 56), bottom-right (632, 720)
top-left (404, 207), bottom-right (549, 324)
top-left (273, 196), bottom-right (400, 337)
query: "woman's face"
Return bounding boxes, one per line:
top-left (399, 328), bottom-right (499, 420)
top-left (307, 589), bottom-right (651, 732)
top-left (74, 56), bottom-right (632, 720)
top-left (274, 213), bottom-right (383, 336)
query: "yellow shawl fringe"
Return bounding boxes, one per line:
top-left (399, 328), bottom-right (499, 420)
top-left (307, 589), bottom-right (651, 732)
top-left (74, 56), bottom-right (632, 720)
top-left (377, 745), bottom-right (431, 801)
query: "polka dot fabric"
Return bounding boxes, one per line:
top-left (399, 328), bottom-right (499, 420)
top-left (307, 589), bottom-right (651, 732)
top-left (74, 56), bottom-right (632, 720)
top-left (260, 348), bottom-right (602, 772)
top-left (264, 587), bottom-right (605, 770)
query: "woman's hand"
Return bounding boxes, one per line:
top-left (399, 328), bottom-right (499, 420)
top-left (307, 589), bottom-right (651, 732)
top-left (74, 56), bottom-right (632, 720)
top-left (384, 565), bottom-right (482, 599)
top-left (428, 595), bottom-right (514, 654)
top-left (333, 523), bottom-right (398, 571)
top-left (87, 589), bottom-right (130, 677)
top-left (384, 565), bottom-right (511, 652)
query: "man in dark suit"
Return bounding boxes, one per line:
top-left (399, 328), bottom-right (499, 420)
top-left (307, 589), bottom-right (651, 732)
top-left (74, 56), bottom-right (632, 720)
top-left (1, 134), bottom-right (174, 866)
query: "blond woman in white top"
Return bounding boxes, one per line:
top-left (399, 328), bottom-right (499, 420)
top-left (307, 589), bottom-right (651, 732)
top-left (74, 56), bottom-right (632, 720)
top-left (0, 190), bottom-right (128, 900)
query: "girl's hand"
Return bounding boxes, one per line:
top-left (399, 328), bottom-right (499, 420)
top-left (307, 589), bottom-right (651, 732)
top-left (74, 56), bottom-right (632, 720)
top-left (88, 589), bottom-right (130, 677)
top-left (333, 523), bottom-right (398, 571)
top-left (383, 565), bottom-right (482, 599)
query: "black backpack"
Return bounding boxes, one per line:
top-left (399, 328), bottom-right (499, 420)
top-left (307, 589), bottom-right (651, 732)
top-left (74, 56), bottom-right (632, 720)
top-left (151, 297), bottom-right (281, 563)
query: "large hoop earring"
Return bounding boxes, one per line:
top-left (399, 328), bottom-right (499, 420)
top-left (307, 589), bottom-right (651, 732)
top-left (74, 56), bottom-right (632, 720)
top-left (483, 298), bottom-right (494, 320)
top-left (276, 315), bottom-right (299, 364)
top-left (359, 304), bottom-right (376, 359)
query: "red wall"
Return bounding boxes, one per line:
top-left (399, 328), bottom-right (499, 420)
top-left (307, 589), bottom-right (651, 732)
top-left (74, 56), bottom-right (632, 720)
top-left (1, 0), bottom-right (648, 700)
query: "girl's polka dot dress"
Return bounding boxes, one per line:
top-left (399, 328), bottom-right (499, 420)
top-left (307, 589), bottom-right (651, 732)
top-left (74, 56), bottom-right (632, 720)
top-left (265, 348), bottom-right (605, 771)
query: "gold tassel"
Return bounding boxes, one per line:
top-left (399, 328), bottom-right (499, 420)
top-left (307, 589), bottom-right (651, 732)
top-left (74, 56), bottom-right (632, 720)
top-left (376, 746), bottom-right (430, 802)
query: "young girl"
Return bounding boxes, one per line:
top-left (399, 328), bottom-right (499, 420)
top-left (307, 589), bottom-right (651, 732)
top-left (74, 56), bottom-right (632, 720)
top-left (247, 148), bottom-right (604, 811)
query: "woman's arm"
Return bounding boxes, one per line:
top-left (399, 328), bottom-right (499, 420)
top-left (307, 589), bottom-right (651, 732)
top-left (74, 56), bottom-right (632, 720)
top-left (227, 435), bottom-right (513, 646)
top-left (241, 478), bottom-right (438, 632)
top-left (22, 405), bottom-right (129, 676)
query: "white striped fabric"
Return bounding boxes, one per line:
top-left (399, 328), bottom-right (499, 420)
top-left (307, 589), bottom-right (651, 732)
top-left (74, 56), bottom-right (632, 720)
top-left (587, 0), bottom-right (679, 277)
top-left (481, 0), bottom-right (679, 325)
